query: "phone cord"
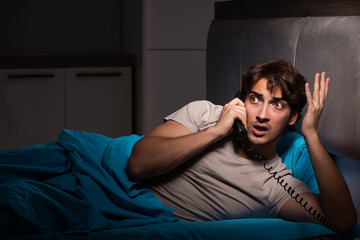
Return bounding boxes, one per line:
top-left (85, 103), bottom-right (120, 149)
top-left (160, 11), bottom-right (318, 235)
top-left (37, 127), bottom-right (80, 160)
top-left (263, 161), bottom-right (343, 234)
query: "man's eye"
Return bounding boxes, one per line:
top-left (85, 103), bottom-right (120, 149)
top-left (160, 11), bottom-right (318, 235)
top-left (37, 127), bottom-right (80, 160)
top-left (250, 96), bottom-right (260, 103)
top-left (273, 102), bottom-right (285, 110)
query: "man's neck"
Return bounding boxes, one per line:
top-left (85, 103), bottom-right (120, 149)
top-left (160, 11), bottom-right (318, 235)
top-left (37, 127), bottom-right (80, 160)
top-left (238, 139), bottom-right (278, 160)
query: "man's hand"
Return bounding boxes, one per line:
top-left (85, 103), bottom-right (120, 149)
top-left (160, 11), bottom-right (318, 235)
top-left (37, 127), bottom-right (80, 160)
top-left (301, 72), bottom-right (330, 138)
top-left (213, 97), bottom-right (247, 138)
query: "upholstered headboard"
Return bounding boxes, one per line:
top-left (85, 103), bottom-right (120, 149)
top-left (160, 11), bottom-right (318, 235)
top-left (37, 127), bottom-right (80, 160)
top-left (206, 16), bottom-right (360, 162)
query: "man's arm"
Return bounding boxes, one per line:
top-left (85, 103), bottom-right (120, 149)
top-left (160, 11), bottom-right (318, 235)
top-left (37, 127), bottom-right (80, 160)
top-left (127, 120), bottom-right (220, 180)
top-left (279, 72), bottom-right (357, 232)
top-left (127, 98), bottom-right (246, 180)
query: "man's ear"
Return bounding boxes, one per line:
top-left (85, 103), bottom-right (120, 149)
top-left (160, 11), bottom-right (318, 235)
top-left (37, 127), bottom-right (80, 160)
top-left (288, 112), bottom-right (298, 126)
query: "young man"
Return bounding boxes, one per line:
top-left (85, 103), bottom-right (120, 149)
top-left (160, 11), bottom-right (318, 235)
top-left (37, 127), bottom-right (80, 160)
top-left (127, 60), bottom-right (357, 232)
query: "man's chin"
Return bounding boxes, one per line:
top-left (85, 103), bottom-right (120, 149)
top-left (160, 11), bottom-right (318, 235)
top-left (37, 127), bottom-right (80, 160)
top-left (247, 134), bottom-right (276, 147)
top-left (247, 137), bottom-right (267, 146)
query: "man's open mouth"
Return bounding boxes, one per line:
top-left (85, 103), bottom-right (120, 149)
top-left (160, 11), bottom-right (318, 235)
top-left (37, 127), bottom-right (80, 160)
top-left (253, 124), bottom-right (269, 136)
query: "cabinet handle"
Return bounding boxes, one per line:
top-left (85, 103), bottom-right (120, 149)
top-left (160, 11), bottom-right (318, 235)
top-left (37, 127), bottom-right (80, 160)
top-left (8, 74), bottom-right (55, 79)
top-left (76, 72), bottom-right (122, 77)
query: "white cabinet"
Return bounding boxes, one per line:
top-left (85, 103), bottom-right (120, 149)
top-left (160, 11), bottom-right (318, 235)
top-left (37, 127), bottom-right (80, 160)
top-left (0, 66), bottom-right (132, 150)
top-left (0, 68), bottom-right (65, 150)
top-left (66, 67), bottom-right (132, 138)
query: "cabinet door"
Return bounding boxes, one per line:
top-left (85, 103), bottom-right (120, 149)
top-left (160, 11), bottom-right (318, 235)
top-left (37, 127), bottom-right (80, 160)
top-left (66, 67), bottom-right (132, 137)
top-left (0, 69), bottom-right (65, 150)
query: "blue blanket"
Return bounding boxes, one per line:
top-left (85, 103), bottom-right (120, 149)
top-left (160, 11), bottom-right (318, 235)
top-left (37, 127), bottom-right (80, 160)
top-left (1, 130), bottom-right (359, 239)
top-left (0, 129), bottom-right (176, 233)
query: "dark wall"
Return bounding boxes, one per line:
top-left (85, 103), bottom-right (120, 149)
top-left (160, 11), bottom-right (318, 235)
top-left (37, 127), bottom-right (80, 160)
top-left (215, 0), bottom-right (360, 19)
top-left (0, 0), bottom-right (123, 56)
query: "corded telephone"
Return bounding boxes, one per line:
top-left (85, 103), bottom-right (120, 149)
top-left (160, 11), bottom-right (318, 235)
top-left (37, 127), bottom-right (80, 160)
top-left (233, 91), bottom-right (247, 141)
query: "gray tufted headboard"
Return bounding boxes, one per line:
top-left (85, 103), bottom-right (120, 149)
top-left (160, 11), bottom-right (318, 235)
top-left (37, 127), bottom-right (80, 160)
top-left (206, 16), bottom-right (360, 162)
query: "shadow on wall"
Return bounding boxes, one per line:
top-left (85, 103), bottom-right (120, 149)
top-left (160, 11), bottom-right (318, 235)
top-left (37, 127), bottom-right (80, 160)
top-left (334, 155), bottom-right (360, 223)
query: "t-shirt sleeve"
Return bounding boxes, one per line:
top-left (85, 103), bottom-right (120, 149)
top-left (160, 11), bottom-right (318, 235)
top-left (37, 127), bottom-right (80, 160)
top-left (268, 175), bottom-right (312, 217)
top-left (278, 131), bottom-right (319, 194)
top-left (293, 147), bottom-right (319, 194)
top-left (164, 100), bottom-right (223, 133)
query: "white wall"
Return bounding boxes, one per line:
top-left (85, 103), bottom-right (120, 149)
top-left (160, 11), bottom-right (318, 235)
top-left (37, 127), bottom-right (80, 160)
top-left (141, 0), bottom-right (215, 133)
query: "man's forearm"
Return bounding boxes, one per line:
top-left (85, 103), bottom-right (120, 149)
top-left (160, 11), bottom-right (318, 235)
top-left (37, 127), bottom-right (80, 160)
top-left (304, 134), bottom-right (357, 230)
top-left (127, 124), bottom-right (221, 180)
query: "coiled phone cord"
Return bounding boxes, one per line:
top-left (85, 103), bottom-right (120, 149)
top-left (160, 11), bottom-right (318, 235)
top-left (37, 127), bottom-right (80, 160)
top-left (263, 161), bottom-right (343, 234)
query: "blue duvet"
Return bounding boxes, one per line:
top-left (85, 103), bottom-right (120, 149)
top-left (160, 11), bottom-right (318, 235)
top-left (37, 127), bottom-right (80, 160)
top-left (1, 130), bottom-right (359, 240)
top-left (0, 129), bottom-right (176, 233)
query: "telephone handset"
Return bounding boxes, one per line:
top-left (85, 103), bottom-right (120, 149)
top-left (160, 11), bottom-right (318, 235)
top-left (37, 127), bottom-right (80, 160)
top-left (233, 91), bottom-right (247, 141)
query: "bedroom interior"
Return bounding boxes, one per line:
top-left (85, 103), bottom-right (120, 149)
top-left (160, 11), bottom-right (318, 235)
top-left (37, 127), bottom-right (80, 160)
top-left (0, 0), bottom-right (360, 239)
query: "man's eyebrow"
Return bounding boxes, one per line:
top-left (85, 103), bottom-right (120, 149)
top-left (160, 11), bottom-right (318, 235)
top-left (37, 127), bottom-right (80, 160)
top-left (249, 91), bottom-right (286, 101)
top-left (249, 91), bottom-right (262, 97)
top-left (273, 96), bottom-right (286, 101)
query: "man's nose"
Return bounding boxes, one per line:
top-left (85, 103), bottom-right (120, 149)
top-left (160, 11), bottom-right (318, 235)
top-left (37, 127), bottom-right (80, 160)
top-left (256, 105), bottom-right (270, 122)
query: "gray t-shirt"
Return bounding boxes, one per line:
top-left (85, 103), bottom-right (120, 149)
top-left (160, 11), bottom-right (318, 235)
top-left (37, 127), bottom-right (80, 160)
top-left (147, 100), bottom-right (310, 221)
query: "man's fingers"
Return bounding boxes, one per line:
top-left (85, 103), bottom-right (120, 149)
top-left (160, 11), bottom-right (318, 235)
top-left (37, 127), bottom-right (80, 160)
top-left (223, 99), bottom-right (247, 128)
top-left (325, 77), bottom-right (330, 99)
top-left (229, 96), bottom-right (244, 106)
top-left (305, 82), bottom-right (313, 107)
top-left (319, 72), bottom-right (325, 102)
top-left (313, 73), bottom-right (320, 104)
top-left (319, 72), bottom-right (330, 105)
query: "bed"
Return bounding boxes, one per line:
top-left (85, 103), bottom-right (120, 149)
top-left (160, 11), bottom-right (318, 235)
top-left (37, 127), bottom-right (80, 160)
top-left (1, 130), bottom-right (358, 240)
top-left (1, 1), bottom-right (360, 239)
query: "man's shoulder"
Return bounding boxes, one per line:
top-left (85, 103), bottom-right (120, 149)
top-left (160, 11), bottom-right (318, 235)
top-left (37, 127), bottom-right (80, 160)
top-left (177, 100), bottom-right (223, 122)
top-left (165, 100), bottom-right (223, 133)
top-left (185, 100), bottom-right (223, 110)
top-left (277, 131), bottom-right (307, 156)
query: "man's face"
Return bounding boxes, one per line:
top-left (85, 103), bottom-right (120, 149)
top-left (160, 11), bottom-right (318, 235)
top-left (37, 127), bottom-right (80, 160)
top-left (245, 78), bottom-right (297, 147)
